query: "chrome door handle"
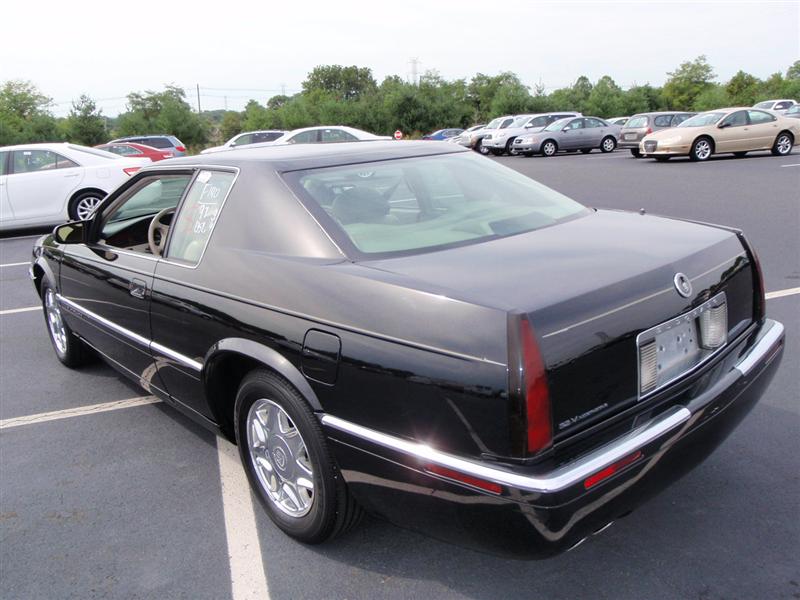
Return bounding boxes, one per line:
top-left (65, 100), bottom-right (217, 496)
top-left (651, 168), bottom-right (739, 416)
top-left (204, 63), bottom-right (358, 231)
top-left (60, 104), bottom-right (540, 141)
top-left (63, 173), bottom-right (80, 178)
top-left (129, 279), bottom-right (147, 299)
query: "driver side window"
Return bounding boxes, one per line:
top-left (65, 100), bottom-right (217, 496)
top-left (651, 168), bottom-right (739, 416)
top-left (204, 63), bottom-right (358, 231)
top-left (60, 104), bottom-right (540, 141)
top-left (99, 174), bottom-right (193, 253)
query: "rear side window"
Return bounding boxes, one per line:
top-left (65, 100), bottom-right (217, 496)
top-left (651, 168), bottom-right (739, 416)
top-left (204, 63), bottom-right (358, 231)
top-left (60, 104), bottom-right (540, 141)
top-left (773, 101), bottom-right (792, 110)
top-left (528, 116), bottom-right (549, 127)
top-left (253, 131), bottom-right (284, 143)
top-left (0, 151), bottom-right (7, 176)
top-left (289, 131), bottom-right (319, 144)
top-left (748, 110), bottom-right (776, 124)
top-left (625, 116), bottom-right (648, 128)
top-left (11, 150), bottom-right (76, 173)
top-left (671, 114), bottom-right (691, 126)
top-left (167, 170), bottom-right (236, 264)
top-left (653, 115), bottom-right (673, 127)
top-left (321, 129), bottom-right (358, 143)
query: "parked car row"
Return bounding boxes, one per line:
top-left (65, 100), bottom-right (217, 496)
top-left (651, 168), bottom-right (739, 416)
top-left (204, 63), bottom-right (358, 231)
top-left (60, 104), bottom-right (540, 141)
top-left (202, 126), bottom-right (391, 154)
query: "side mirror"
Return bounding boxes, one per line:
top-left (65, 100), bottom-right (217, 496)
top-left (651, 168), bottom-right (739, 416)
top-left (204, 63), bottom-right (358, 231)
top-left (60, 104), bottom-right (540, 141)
top-left (53, 221), bottom-right (87, 245)
top-left (718, 122), bottom-right (730, 129)
top-left (563, 127), bottom-right (571, 132)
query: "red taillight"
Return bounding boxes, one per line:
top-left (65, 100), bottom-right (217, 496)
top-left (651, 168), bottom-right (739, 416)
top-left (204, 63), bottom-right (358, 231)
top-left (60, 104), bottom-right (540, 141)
top-left (583, 450), bottom-right (643, 489)
top-left (123, 167), bottom-right (140, 176)
top-left (425, 464), bottom-right (502, 494)
top-left (645, 127), bottom-right (653, 135)
top-left (175, 146), bottom-right (186, 153)
top-left (520, 318), bottom-right (552, 454)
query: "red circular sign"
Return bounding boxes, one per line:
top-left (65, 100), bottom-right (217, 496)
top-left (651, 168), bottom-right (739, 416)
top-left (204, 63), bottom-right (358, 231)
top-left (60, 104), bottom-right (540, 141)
top-left (393, 130), bottom-right (403, 140)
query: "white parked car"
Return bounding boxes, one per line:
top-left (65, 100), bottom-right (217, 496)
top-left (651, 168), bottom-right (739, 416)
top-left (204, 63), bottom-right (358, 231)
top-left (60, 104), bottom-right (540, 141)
top-left (274, 126), bottom-right (391, 145)
top-left (753, 99), bottom-right (797, 114)
top-left (0, 143), bottom-right (149, 229)
top-left (201, 130), bottom-right (287, 154)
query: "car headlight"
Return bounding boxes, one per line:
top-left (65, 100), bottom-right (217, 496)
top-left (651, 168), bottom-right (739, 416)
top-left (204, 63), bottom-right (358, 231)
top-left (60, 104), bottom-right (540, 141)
top-left (484, 134), bottom-right (492, 140)
top-left (519, 136), bottom-right (533, 143)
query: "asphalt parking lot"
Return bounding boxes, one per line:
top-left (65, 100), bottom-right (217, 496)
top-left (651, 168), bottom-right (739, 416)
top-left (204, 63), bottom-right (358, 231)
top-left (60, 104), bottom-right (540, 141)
top-left (1, 149), bottom-right (798, 600)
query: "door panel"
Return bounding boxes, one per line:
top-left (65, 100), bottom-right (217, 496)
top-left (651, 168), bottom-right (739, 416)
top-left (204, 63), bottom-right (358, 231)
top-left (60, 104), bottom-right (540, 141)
top-left (7, 150), bottom-right (83, 222)
top-left (715, 111), bottom-right (750, 152)
top-left (59, 245), bottom-right (164, 391)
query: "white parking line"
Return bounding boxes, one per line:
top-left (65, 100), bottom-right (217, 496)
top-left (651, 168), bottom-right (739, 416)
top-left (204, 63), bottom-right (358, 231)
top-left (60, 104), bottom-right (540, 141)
top-left (0, 306), bottom-right (39, 316)
top-left (779, 163), bottom-right (800, 168)
top-left (765, 287), bottom-right (800, 300)
top-left (0, 396), bottom-right (161, 430)
top-left (0, 262), bottom-right (28, 268)
top-left (217, 438), bottom-right (271, 600)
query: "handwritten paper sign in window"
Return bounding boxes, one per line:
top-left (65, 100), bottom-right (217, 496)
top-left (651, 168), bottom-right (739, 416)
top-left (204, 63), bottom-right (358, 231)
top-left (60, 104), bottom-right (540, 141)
top-left (168, 170), bottom-right (235, 264)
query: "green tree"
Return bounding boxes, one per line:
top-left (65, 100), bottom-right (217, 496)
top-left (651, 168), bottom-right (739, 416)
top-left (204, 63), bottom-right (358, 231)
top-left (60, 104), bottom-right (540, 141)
top-left (786, 60), bottom-right (800, 81)
top-left (266, 94), bottom-right (290, 110)
top-left (115, 85), bottom-right (207, 146)
top-left (302, 65), bottom-right (377, 101)
top-left (468, 72), bottom-right (526, 121)
top-left (725, 71), bottom-right (760, 106)
top-left (220, 111), bottom-right (242, 142)
top-left (64, 95), bottom-right (106, 145)
top-left (662, 55), bottom-right (716, 109)
top-left (622, 84), bottom-right (664, 114)
top-left (692, 85), bottom-right (730, 111)
top-left (584, 76), bottom-right (625, 117)
top-left (0, 80), bottom-right (60, 145)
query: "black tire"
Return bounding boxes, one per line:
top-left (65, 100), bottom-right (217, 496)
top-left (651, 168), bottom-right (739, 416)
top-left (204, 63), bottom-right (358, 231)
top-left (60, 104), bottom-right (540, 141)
top-left (475, 139), bottom-right (487, 154)
top-left (654, 156), bottom-right (671, 162)
top-left (580, 148), bottom-right (592, 154)
top-left (41, 281), bottom-right (93, 368)
top-left (505, 138), bottom-right (516, 155)
top-left (690, 137), bottom-right (713, 161)
top-left (734, 151), bottom-right (748, 158)
top-left (600, 136), bottom-right (617, 153)
top-left (522, 151), bottom-right (534, 157)
top-left (68, 190), bottom-right (105, 221)
top-left (541, 140), bottom-right (558, 157)
top-left (630, 148), bottom-right (642, 158)
top-left (771, 131), bottom-right (794, 156)
top-left (490, 148), bottom-right (504, 156)
top-left (235, 369), bottom-right (362, 544)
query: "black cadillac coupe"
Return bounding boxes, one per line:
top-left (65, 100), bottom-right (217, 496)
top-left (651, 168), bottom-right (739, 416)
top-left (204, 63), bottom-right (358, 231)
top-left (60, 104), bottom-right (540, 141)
top-left (30, 141), bottom-right (784, 557)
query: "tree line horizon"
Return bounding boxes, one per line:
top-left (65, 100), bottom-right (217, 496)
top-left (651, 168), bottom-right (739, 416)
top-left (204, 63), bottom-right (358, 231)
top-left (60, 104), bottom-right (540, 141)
top-left (1, 56), bottom-right (798, 150)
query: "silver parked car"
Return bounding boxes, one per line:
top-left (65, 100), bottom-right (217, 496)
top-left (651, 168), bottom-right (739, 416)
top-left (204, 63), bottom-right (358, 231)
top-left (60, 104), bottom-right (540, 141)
top-left (473, 115), bottom-right (516, 154)
top-left (513, 116), bottom-right (621, 156)
top-left (619, 112), bottom-right (695, 157)
top-left (450, 124), bottom-right (486, 145)
top-left (484, 112), bottom-right (581, 156)
top-left (784, 105), bottom-right (800, 120)
top-left (753, 99), bottom-right (797, 114)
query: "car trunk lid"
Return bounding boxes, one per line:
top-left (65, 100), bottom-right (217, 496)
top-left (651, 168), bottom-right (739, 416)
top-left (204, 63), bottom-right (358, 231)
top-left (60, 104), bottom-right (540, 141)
top-left (362, 209), bottom-right (755, 445)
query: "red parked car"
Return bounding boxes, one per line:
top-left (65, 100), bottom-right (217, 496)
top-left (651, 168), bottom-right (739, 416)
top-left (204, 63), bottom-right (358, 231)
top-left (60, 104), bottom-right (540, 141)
top-left (95, 142), bottom-right (174, 162)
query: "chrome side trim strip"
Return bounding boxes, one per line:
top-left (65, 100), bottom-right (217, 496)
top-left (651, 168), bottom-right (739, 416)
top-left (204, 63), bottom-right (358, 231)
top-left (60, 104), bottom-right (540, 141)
top-left (734, 319), bottom-right (784, 376)
top-left (322, 407), bottom-right (691, 494)
top-left (151, 340), bottom-right (203, 372)
top-left (56, 294), bottom-right (202, 372)
top-left (58, 295), bottom-right (151, 348)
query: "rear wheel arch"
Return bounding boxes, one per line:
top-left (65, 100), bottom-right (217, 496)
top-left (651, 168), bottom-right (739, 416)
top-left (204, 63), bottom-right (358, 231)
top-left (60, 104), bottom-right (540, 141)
top-left (203, 338), bottom-right (323, 442)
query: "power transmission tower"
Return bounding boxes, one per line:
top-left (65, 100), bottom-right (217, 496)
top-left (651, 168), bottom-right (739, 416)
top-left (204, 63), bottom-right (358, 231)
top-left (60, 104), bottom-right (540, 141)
top-left (409, 57), bottom-right (420, 85)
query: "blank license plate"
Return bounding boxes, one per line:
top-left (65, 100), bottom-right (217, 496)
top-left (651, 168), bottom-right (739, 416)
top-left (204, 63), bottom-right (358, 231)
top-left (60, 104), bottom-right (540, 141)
top-left (624, 133), bottom-right (637, 140)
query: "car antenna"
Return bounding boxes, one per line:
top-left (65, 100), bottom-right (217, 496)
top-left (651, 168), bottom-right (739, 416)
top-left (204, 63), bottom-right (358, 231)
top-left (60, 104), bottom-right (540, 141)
top-left (639, 208), bottom-right (646, 215)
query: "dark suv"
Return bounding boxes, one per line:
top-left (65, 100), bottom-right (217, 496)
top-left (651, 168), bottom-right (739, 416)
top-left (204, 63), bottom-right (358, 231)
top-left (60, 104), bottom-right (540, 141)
top-left (619, 112), bottom-right (695, 157)
top-left (109, 135), bottom-right (187, 157)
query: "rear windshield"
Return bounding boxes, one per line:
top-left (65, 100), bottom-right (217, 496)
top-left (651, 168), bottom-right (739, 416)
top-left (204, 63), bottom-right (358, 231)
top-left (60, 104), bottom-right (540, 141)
top-left (286, 152), bottom-right (587, 258)
top-left (754, 101), bottom-right (773, 109)
top-left (678, 113), bottom-right (724, 127)
top-left (146, 137), bottom-right (175, 149)
top-left (625, 116), bottom-right (648, 128)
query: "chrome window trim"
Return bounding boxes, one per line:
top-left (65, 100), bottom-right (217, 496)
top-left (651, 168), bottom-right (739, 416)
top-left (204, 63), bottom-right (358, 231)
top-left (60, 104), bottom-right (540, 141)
top-left (56, 294), bottom-right (202, 372)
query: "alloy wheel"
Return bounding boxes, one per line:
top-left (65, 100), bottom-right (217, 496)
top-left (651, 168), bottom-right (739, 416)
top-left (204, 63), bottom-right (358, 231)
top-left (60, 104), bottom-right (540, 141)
top-left (694, 139), bottom-right (712, 160)
top-left (75, 196), bottom-right (102, 220)
top-left (543, 142), bottom-right (556, 156)
top-left (776, 134), bottom-right (792, 154)
top-left (44, 288), bottom-right (67, 354)
top-left (246, 398), bottom-right (314, 517)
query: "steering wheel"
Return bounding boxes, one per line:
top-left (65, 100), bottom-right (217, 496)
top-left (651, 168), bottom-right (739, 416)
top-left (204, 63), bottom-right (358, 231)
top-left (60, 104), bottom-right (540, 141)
top-left (148, 207), bottom-right (175, 256)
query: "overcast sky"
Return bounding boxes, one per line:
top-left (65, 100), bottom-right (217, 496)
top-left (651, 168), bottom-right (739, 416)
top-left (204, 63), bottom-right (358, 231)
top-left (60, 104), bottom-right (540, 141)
top-left (2, 0), bottom-right (798, 117)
